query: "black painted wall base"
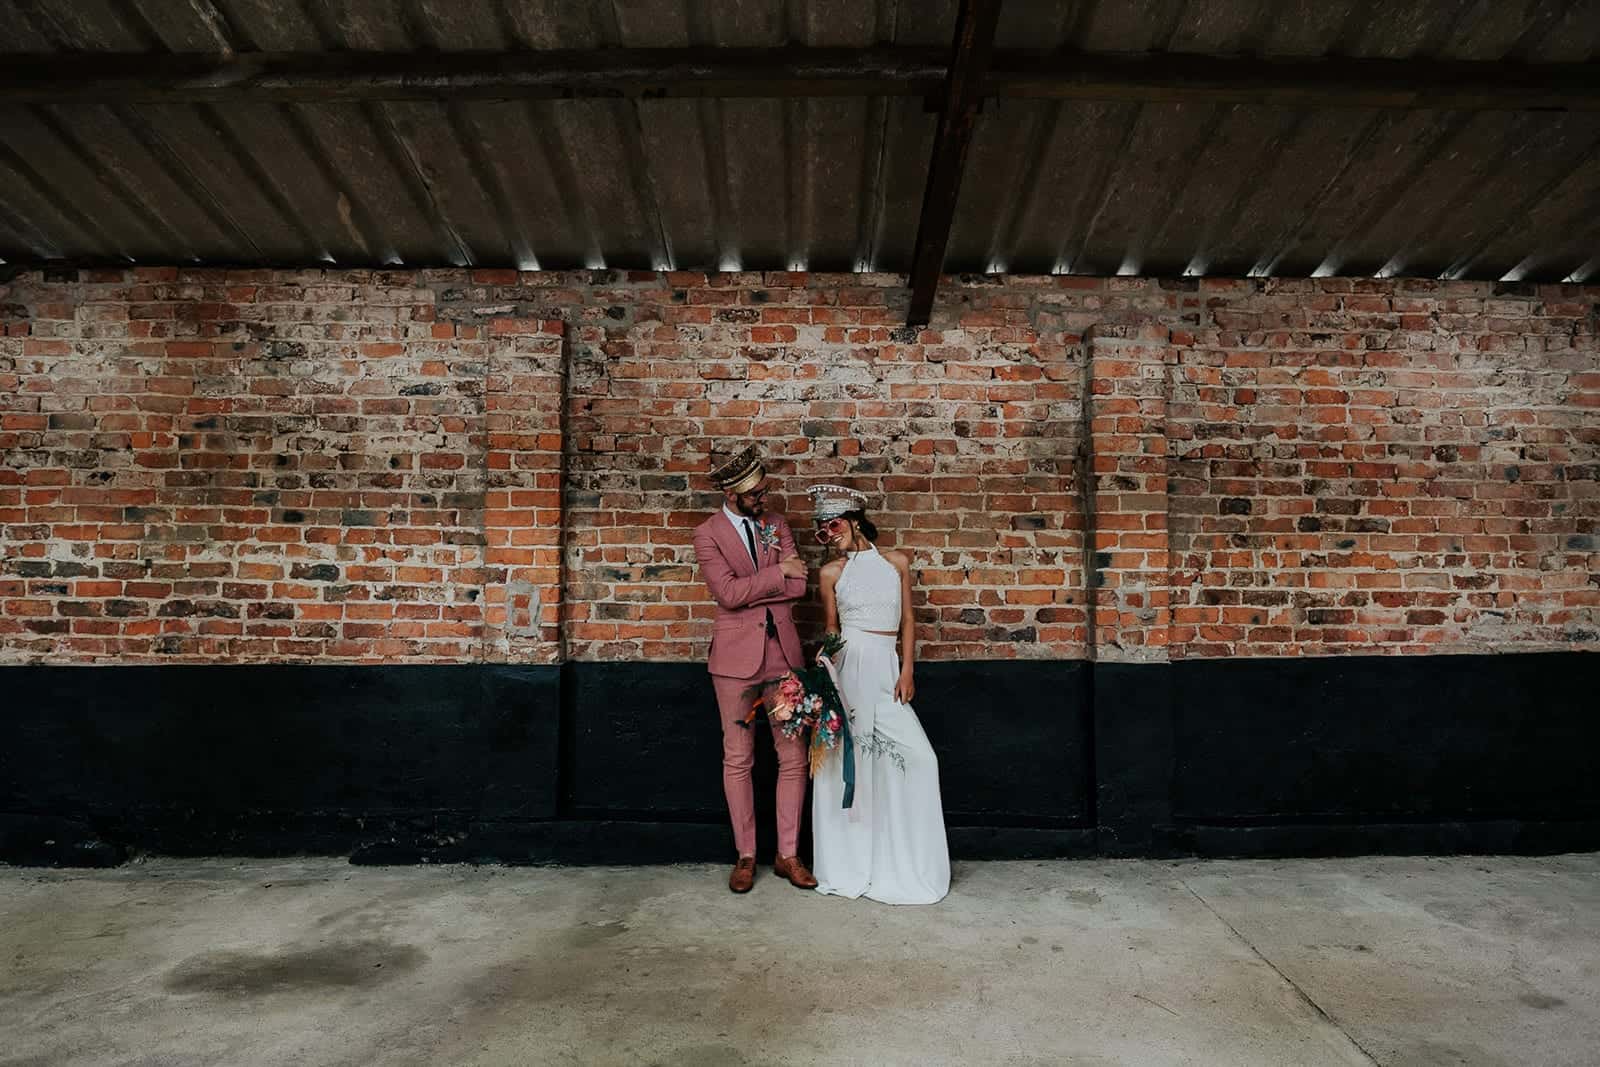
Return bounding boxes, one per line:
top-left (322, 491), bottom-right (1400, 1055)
top-left (3, 653), bottom-right (1596, 866)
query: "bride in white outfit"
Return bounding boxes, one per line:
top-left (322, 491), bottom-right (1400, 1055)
top-left (807, 484), bottom-right (950, 905)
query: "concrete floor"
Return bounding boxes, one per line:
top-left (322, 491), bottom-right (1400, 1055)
top-left (1, 856), bottom-right (1596, 1066)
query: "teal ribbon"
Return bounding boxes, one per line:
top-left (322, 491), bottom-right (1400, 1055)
top-left (839, 710), bottom-right (856, 810)
top-left (810, 662), bottom-right (855, 810)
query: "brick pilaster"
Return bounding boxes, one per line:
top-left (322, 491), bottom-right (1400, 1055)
top-left (481, 316), bottom-right (566, 664)
top-left (1084, 324), bottom-right (1172, 663)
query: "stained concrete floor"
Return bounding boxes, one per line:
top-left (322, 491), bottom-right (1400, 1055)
top-left (1, 855), bottom-right (1596, 1066)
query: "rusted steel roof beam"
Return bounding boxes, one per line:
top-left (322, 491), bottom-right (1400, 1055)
top-left (2, 48), bottom-right (1597, 112)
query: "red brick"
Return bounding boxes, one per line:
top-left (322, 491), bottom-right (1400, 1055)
top-left (1, 269), bottom-right (1594, 667)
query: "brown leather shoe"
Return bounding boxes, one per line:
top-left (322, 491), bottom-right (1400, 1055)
top-left (773, 855), bottom-right (818, 889)
top-left (729, 855), bottom-right (756, 894)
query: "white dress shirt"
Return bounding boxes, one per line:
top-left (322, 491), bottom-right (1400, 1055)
top-left (723, 503), bottom-right (762, 564)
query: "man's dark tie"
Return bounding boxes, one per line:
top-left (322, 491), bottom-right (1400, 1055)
top-left (742, 518), bottom-right (778, 639)
top-left (742, 519), bottom-right (759, 563)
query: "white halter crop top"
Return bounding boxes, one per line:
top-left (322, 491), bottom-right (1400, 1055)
top-left (835, 545), bottom-right (901, 631)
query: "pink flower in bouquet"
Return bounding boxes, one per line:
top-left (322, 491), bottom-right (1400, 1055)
top-left (764, 672), bottom-right (803, 724)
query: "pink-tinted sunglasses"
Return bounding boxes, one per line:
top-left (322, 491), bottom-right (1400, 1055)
top-left (814, 517), bottom-right (848, 544)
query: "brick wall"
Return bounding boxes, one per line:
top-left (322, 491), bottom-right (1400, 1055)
top-left (1164, 282), bottom-right (1598, 657)
top-left (0, 269), bottom-right (565, 664)
top-left (553, 271), bottom-right (1083, 661)
top-left (2, 268), bottom-right (1595, 665)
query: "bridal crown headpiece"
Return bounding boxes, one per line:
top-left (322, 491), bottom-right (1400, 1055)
top-left (807, 484), bottom-right (870, 521)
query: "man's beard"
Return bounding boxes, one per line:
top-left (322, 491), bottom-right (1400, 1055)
top-left (734, 498), bottom-right (763, 519)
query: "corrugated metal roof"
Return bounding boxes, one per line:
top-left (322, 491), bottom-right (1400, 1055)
top-left (0, 0), bottom-right (1597, 282)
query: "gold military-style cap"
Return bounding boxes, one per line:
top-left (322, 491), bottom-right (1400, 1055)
top-left (708, 445), bottom-right (766, 495)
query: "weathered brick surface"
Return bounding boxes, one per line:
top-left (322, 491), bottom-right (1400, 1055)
top-left (1165, 277), bottom-right (1600, 658)
top-left (481, 318), bottom-right (566, 662)
top-left (1085, 324), bottom-right (1172, 663)
top-left (0, 268), bottom-right (562, 664)
top-left (1, 269), bottom-right (1595, 665)
top-left (544, 272), bottom-right (1084, 662)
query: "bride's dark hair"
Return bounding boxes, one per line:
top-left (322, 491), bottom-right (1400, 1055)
top-left (842, 508), bottom-right (877, 542)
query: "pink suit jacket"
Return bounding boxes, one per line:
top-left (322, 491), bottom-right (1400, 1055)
top-left (693, 511), bottom-right (807, 679)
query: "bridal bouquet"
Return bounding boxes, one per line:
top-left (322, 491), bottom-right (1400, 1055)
top-left (740, 633), bottom-right (857, 806)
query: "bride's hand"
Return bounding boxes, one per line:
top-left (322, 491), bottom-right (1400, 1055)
top-left (894, 670), bottom-right (914, 704)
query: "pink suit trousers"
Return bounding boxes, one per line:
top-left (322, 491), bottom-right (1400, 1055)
top-left (711, 635), bottom-right (809, 858)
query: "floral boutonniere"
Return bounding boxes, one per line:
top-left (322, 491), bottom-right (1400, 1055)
top-left (756, 521), bottom-right (781, 551)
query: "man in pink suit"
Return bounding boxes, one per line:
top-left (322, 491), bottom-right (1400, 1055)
top-left (693, 445), bottom-right (819, 894)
